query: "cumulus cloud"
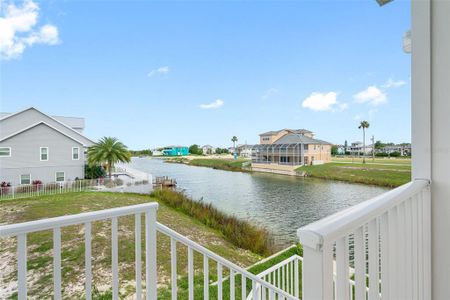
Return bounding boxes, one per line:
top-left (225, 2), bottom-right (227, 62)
top-left (147, 66), bottom-right (169, 77)
top-left (301, 92), bottom-right (339, 111)
top-left (353, 86), bottom-right (387, 106)
top-left (382, 78), bottom-right (406, 88)
top-left (261, 88), bottom-right (279, 100)
top-left (0, 0), bottom-right (60, 60)
top-left (199, 99), bottom-right (224, 109)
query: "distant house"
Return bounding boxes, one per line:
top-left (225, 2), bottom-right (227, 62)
top-left (379, 144), bottom-right (411, 156)
top-left (251, 129), bottom-right (332, 175)
top-left (0, 107), bottom-right (94, 185)
top-left (162, 146), bottom-right (189, 156)
top-left (349, 141), bottom-right (373, 155)
top-left (237, 144), bottom-right (253, 158)
top-left (201, 145), bottom-right (215, 155)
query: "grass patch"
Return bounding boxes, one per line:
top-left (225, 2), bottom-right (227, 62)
top-left (150, 189), bottom-right (275, 256)
top-left (299, 162), bottom-right (411, 187)
top-left (189, 158), bottom-right (250, 172)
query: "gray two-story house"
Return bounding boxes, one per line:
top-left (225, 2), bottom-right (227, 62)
top-left (0, 107), bottom-right (94, 185)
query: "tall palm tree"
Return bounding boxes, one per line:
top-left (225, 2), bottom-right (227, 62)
top-left (87, 137), bottom-right (131, 178)
top-left (358, 121), bottom-right (370, 163)
top-left (231, 136), bottom-right (238, 159)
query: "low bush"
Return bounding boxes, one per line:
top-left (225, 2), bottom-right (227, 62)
top-left (150, 189), bottom-right (275, 256)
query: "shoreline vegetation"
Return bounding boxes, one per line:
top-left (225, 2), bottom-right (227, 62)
top-left (163, 155), bottom-right (411, 188)
top-left (0, 191), bottom-right (280, 299)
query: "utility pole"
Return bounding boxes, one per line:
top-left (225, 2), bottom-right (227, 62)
top-left (371, 135), bottom-right (375, 162)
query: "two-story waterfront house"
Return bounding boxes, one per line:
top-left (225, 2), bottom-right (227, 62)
top-left (251, 129), bottom-right (332, 175)
top-left (0, 107), bottom-right (94, 185)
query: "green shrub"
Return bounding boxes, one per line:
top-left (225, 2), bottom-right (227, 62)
top-left (150, 189), bottom-right (275, 256)
top-left (84, 164), bottom-right (106, 179)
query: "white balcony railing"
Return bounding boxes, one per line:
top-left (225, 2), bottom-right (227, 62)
top-left (0, 202), bottom-right (297, 300)
top-left (298, 179), bottom-right (431, 300)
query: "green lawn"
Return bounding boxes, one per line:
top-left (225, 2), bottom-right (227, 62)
top-left (0, 192), bottom-right (263, 299)
top-left (188, 158), bottom-right (250, 172)
top-left (299, 162), bottom-right (411, 188)
top-left (332, 156), bottom-right (411, 165)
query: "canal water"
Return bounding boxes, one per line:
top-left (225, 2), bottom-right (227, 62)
top-left (127, 157), bottom-right (389, 246)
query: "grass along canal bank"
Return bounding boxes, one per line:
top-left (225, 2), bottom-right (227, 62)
top-left (166, 157), bottom-right (251, 172)
top-left (0, 191), bottom-right (283, 299)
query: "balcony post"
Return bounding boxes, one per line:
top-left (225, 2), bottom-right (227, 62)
top-left (297, 229), bottom-right (333, 300)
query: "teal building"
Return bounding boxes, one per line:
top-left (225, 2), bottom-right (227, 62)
top-left (162, 146), bottom-right (189, 156)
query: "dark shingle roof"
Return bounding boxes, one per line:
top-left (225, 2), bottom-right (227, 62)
top-left (273, 133), bottom-right (332, 145)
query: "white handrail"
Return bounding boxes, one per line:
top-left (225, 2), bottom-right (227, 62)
top-left (156, 222), bottom-right (299, 300)
top-left (0, 203), bottom-right (159, 237)
top-left (298, 179), bottom-right (429, 250)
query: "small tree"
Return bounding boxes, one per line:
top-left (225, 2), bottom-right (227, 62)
top-left (358, 121), bottom-right (370, 163)
top-left (87, 137), bottom-right (131, 178)
top-left (331, 145), bottom-right (338, 155)
top-left (231, 136), bottom-right (238, 159)
top-left (189, 144), bottom-right (203, 155)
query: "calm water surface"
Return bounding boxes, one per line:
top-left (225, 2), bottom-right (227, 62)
top-left (128, 157), bottom-right (389, 246)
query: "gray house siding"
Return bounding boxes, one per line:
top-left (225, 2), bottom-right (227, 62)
top-left (0, 123), bottom-right (85, 185)
top-left (0, 108), bottom-right (93, 146)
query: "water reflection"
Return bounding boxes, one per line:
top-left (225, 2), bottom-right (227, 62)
top-left (128, 157), bottom-right (389, 246)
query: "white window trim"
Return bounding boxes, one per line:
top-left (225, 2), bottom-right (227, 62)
top-left (0, 147), bottom-right (11, 157)
top-left (55, 171), bottom-right (65, 182)
top-left (20, 174), bottom-right (31, 185)
top-left (40, 147), bottom-right (49, 161)
top-left (72, 147), bottom-right (80, 160)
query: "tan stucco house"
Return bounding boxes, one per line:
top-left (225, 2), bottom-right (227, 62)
top-left (251, 129), bottom-right (332, 175)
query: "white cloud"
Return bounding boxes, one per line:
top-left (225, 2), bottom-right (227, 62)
top-left (147, 66), bottom-right (169, 77)
top-left (0, 0), bottom-right (60, 60)
top-left (337, 103), bottom-right (349, 112)
top-left (353, 114), bottom-right (361, 121)
top-left (382, 78), bottom-right (406, 88)
top-left (199, 99), bottom-right (224, 109)
top-left (301, 92), bottom-right (338, 111)
top-left (261, 88), bottom-right (278, 100)
top-left (353, 86), bottom-right (387, 106)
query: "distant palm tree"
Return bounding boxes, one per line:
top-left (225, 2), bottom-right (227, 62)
top-left (358, 121), bottom-right (370, 163)
top-left (231, 136), bottom-right (238, 159)
top-left (87, 137), bottom-right (131, 178)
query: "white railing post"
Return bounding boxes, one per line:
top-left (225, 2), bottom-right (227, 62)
top-left (145, 208), bottom-right (157, 300)
top-left (297, 229), bottom-right (333, 300)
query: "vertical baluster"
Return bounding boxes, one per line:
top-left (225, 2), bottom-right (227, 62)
top-left (336, 236), bottom-right (350, 300)
top-left (282, 265), bottom-right (285, 291)
top-left (422, 187), bottom-right (431, 300)
top-left (294, 257), bottom-right (299, 298)
top-left (230, 269), bottom-right (235, 300)
top-left (188, 247), bottom-right (194, 300)
top-left (145, 209), bottom-right (157, 300)
top-left (241, 275), bottom-right (246, 300)
top-left (411, 195), bottom-right (419, 300)
top-left (85, 222), bottom-right (92, 300)
top-left (387, 207), bottom-right (398, 300)
top-left (354, 226), bottom-right (365, 300)
top-left (368, 218), bottom-right (380, 300)
top-left (380, 212), bottom-right (389, 300)
top-left (405, 199), bottom-right (413, 300)
top-left (397, 202), bottom-right (406, 299)
top-left (135, 214), bottom-right (142, 300)
top-left (17, 233), bottom-right (27, 300)
top-left (217, 262), bottom-right (223, 300)
top-left (262, 282), bottom-right (266, 299)
top-left (417, 195), bottom-right (424, 300)
top-left (277, 267), bottom-right (281, 289)
top-left (203, 255), bottom-right (209, 300)
top-left (112, 217), bottom-right (119, 300)
top-left (53, 227), bottom-right (62, 299)
top-left (170, 238), bottom-right (177, 300)
top-left (290, 261), bottom-right (294, 295)
top-left (252, 280), bottom-right (257, 300)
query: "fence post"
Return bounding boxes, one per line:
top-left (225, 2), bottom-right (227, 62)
top-left (297, 229), bottom-right (333, 300)
top-left (145, 207), bottom-right (158, 299)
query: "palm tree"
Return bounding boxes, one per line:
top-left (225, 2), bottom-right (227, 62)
top-left (358, 121), bottom-right (370, 163)
top-left (87, 137), bottom-right (131, 178)
top-left (231, 136), bottom-right (238, 159)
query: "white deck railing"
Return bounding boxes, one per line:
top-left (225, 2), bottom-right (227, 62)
top-left (0, 202), bottom-right (297, 300)
top-left (297, 179), bottom-right (431, 300)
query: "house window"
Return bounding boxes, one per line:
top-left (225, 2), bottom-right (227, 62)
top-left (0, 147), bottom-right (11, 157)
top-left (40, 147), bottom-right (49, 161)
top-left (55, 172), bottom-right (65, 182)
top-left (20, 174), bottom-right (31, 185)
top-left (72, 147), bottom-right (80, 160)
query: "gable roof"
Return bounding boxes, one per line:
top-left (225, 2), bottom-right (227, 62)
top-left (0, 107), bottom-right (94, 145)
top-left (273, 133), bottom-right (332, 145)
top-left (259, 128), bottom-right (313, 136)
top-left (0, 121), bottom-right (85, 145)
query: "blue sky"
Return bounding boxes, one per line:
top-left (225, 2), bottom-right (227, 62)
top-left (1, 0), bottom-right (411, 149)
